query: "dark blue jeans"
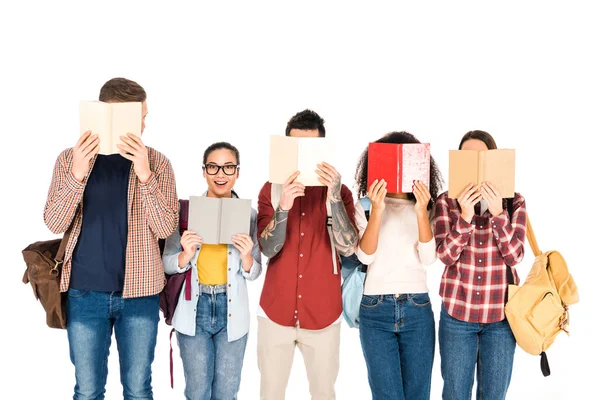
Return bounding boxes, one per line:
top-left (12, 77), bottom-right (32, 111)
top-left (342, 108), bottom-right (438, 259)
top-left (439, 303), bottom-right (516, 400)
top-left (359, 293), bottom-right (435, 400)
top-left (66, 289), bottom-right (159, 400)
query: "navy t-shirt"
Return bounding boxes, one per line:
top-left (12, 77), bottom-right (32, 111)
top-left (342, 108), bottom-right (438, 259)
top-left (70, 154), bottom-right (132, 292)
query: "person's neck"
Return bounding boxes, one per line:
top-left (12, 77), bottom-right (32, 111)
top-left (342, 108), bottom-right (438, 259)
top-left (386, 192), bottom-right (409, 199)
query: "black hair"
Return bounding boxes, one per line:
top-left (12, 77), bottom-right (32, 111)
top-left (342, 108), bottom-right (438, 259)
top-left (202, 142), bottom-right (240, 165)
top-left (285, 109), bottom-right (326, 137)
top-left (354, 131), bottom-right (444, 210)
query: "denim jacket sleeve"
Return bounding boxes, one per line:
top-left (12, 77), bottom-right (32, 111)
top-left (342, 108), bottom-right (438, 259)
top-left (241, 208), bottom-right (262, 281)
top-left (162, 228), bottom-right (191, 275)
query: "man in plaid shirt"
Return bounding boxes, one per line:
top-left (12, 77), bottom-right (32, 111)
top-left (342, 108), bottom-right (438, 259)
top-left (43, 78), bottom-right (178, 399)
top-left (434, 130), bottom-right (527, 400)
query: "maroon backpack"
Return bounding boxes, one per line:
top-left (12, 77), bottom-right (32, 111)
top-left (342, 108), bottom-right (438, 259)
top-left (159, 199), bottom-right (192, 326)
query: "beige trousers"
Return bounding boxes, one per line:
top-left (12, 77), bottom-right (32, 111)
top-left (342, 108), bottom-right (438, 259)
top-left (257, 317), bottom-right (341, 400)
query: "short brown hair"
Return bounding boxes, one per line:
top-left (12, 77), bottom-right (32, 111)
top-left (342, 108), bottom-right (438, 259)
top-left (99, 77), bottom-right (146, 102)
top-left (459, 130), bottom-right (498, 150)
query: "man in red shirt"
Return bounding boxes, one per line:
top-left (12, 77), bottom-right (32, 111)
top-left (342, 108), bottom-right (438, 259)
top-left (256, 109), bottom-right (358, 399)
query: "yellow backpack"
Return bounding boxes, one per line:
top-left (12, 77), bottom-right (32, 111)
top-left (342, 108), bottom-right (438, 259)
top-left (504, 216), bottom-right (579, 376)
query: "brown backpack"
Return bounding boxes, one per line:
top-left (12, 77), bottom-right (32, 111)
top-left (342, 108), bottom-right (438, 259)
top-left (21, 230), bottom-right (71, 329)
top-left (504, 217), bottom-right (579, 376)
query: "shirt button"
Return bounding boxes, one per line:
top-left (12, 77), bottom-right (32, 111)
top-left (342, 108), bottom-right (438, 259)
top-left (228, 252), bottom-right (232, 255)
top-left (299, 274), bottom-right (303, 278)
top-left (229, 299), bottom-right (232, 302)
top-left (479, 242), bottom-right (483, 245)
top-left (300, 254), bottom-right (303, 257)
top-left (479, 225), bottom-right (483, 228)
top-left (298, 295), bottom-right (302, 299)
top-left (228, 284), bottom-right (231, 287)
top-left (228, 268), bottom-right (231, 271)
top-left (301, 232), bottom-right (305, 236)
top-left (478, 276), bottom-right (481, 280)
top-left (294, 315), bottom-right (297, 319)
top-left (476, 292), bottom-right (480, 295)
top-left (302, 212), bottom-right (305, 216)
top-left (295, 310), bottom-right (298, 313)
top-left (478, 259), bottom-right (482, 263)
top-left (229, 314), bottom-right (232, 317)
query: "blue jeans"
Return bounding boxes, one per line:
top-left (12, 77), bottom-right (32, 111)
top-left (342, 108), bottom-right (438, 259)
top-left (177, 285), bottom-right (248, 400)
top-left (439, 303), bottom-right (516, 400)
top-left (66, 289), bottom-right (159, 400)
top-left (359, 293), bottom-right (435, 400)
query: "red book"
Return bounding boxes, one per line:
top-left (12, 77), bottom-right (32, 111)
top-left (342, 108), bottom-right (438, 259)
top-left (367, 143), bottom-right (431, 193)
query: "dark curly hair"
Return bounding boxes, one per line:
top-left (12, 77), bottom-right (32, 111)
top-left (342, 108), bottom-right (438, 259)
top-left (354, 131), bottom-right (444, 210)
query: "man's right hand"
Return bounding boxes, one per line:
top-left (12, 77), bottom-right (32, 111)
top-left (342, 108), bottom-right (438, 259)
top-left (279, 171), bottom-right (305, 211)
top-left (72, 131), bottom-right (99, 182)
top-left (457, 183), bottom-right (481, 223)
top-left (179, 230), bottom-right (203, 267)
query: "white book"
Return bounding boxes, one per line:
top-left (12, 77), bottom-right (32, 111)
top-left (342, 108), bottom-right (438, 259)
top-left (269, 136), bottom-right (335, 186)
top-left (79, 101), bottom-right (142, 155)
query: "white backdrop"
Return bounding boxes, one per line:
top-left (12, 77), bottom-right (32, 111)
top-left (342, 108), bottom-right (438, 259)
top-left (1, 1), bottom-right (597, 399)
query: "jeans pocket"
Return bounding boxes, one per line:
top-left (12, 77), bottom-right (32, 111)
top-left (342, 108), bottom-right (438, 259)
top-left (409, 293), bottom-right (431, 307)
top-left (67, 288), bottom-right (89, 298)
top-left (360, 295), bottom-right (381, 309)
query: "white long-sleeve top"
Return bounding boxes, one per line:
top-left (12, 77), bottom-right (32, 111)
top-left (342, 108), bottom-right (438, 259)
top-left (354, 197), bottom-right (437, 295)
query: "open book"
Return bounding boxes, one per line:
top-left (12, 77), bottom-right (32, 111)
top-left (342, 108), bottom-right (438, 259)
top-left (448, 149), bottom-right (515, 198)
top-left (367, 143), bottom-right (430, 193)
top-left (269, 136), bottom-right (334, 186)
top-left (79, 101), bottom-right (142, 155)
top-left (188, 196), bottom-right (252, 245)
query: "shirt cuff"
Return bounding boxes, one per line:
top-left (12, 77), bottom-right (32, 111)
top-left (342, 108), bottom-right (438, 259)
top-left (491, 211), bottom-right (510, 231)
top-left (241, 260), bottom-right (259, 279)
top-left (139, 172), bottom-right (158, 194)
top-left (356, 244), bottom-right (376, 265)
top-left (66, 170), bottom-right (86, 193)
top-left (455, 216), bottom-right (475, 235)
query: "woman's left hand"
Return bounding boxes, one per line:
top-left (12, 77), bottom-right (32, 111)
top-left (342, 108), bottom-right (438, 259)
top-left (232, 234), bottom-right (254, 271)
top-left (413, 181), bottom-right (431, 217)
top-left (481, 181), bottom-right (504, 217)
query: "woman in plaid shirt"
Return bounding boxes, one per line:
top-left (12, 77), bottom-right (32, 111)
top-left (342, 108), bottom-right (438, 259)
top-left (434, 130), bottom-right (527, 400)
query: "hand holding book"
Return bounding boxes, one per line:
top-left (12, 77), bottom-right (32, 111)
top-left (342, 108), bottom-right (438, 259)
top-left (231, 234), bottom-right (254, 272)
top-left (480, 181), bottom-right (504, 217)
top-left (117, 133), bottom-right (151, 183)
top-left (179, 230), bottom-right (203, 268)
top-left (71, 131), bottom-right (100, 182)
top-left (456, 183), bottom-right (482, 223)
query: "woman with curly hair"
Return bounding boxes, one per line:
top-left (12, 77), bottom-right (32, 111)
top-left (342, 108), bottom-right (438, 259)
top-left (353, 131), bottom-right (444, 400)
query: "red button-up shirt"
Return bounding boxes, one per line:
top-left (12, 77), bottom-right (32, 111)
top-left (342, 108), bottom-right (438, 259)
top-left (257, 182), bottom-right (356, 330)
top-left (434, 192), bottom-right (527, 323)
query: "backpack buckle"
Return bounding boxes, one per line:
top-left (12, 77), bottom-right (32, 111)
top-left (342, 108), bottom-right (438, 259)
top-left (327, 216), bottom-right (333, 227)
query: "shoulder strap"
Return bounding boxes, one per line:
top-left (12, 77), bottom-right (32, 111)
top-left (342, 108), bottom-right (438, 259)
top-left (325, 199), bottom-right (339, 275)
top-left (271, 183), bottom-right (282, 211)
top-left (359, 197), bottom-right (372, 221)
top-left (506, 197), bottom-right (514, 220)
top-left (526, 215), bottom-right (541, 256)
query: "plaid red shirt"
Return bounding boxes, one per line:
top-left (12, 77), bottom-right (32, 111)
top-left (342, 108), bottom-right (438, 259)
top-left (44, 147), bottom-right (179, 298)
top-left (434, 192), bottom-right (527, 323)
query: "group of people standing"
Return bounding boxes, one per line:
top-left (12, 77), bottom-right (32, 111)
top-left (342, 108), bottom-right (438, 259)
top-left (43, 77), bottom-right (527, 400)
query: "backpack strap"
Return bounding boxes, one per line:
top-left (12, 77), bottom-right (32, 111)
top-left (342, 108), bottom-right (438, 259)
top-left (525, 215), bottom-right (541, 257)
top-left (325, 200), bottom-right (339, 275)
top-left (271, 183), bottom-right (283, 211)
top-left (359, 197), bottom-right (372, 221)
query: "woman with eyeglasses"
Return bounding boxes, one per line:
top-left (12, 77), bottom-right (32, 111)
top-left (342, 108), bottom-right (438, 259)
top-left (162, 142), bottom-right (262, 399)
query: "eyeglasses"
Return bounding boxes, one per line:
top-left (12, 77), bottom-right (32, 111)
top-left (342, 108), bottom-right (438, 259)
top-left (203, 163), bottom-right (239, 176)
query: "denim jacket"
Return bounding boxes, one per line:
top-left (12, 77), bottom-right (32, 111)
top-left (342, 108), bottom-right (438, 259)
top-left (162, 196), bottom-right (262, 342)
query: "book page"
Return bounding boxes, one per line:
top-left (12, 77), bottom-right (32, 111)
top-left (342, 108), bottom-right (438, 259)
top-left (482, 149), bottom-right (515, 198)
top-left (297, 137), bottom-right (333, 186)
top-left (79, 101), bottom-right (112, 155)
top-left (219, 198), bottom-right (252, 244)
top-left (110, 102), bottom-right (142, 154)
top-left (367, 143), bottom-right (401, 193)
top-left (448, 150), bottom-right (479, 198)
top-left (401, 143), bottom-right (430, 193)
top-left (269, 136), bottom-right (299, 184)
top-left (188, 196), bottom-right (221, 245)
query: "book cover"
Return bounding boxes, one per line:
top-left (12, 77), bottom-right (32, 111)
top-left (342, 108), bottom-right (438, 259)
top-left (188, 196), bottom-right (252, 245)
top-left (269, 136), bottom-right (334, 186)
top-left (79, 101), bottom-right (142, 155)
top-left (367, 143), bottom-right (430, 193)
top-left (448, 149), bottom-right (515, 198)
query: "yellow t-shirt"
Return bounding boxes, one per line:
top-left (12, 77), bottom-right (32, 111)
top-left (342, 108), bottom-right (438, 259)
top-left (197, 244), bottom-right (228, 285)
